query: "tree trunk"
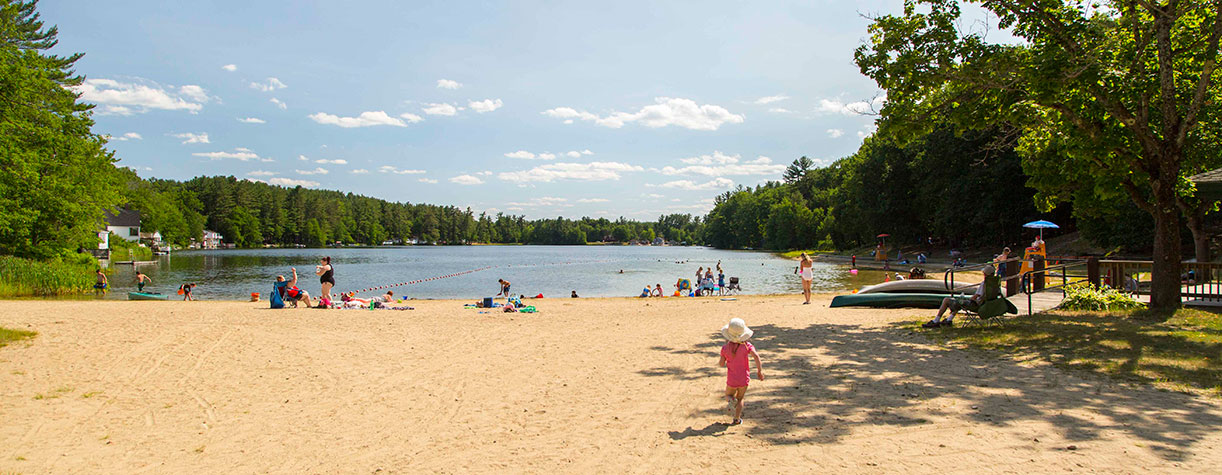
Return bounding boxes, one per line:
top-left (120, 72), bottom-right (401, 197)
top-left (1149, 181), bottom-right (1183, 311)
top-left (1186, 209), bottom-right (1211, 262)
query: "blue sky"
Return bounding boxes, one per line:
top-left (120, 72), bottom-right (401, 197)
top-left (44, 0), bottom-right (902, 220)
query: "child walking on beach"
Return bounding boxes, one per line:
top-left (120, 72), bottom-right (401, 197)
top-left (719, 318), bottom-right (763, 425)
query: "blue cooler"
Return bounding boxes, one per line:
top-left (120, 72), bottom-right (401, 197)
top-left (483, 297), bottom-right (494, 308)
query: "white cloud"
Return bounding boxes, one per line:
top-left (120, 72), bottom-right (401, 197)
top-left (418, 178), bottom-right (439, 184)
top-left (308, 110), bottom-right (409, 128)
top-left (645, 193), bottom-right (665, 199)
top-left (504, 150), bottom-right (537, 160)
top-left (857, 130), bottom-right (870, 139)
top-left (250, 77), bottom-right (287, 92)
top-left (581, 149), bottom-right (593, 155)
top-left (110, 132), bottom-right (143, 141)
top-left (477, 171), bottom-right (493, 176)
top-left (268, 177), bottom-right (319, 188)
top-left (247, 170), bottom-right (277, 177)
top-left (298, 155), bottom-right (310, 161)
top-left (450, 174), bottom-right (485, 185)
top-left (238, 117), bottom-right (266, 124)
top-left (296, 167), bottom-right (329, 175)
top-left (506, 197), bottom-right (569, 207)
top-left (260, 157), bottom-right (275, 163)
top-left (577, 198), bottom-right (610, 203)
top-left (537, 152), bottom-right (556, 160)
top-left (657, 151), bottom-right (785, 177)
top-left (192, 149), bottom-right (260, 161)
top-left (542, 97), bottom-right (744, 131)
top-left (468, 98), bottom-right (503, 113)
top-left (399, 112), bottom-right (424, 123)
top-left (172, 132), bottom-right (210, 144)
top-left (655, 177), bottom-right (735, 191)
top-left (221, 64), bottom-right (237, 72)
top-left (815, 94), bottom-right (886, 116)
top-left (497, 161), bottom-right (643, 182)
top-left (72, 78), bottom-right (204, 115)
top-left (315, 158), bottom-right (347, 164)
top-left (565, 151), bottom-right (582, 158)
top-left (437, 79), bottom-right (462, 89)
top-left (827, 128), bottom-right (844, 138)
top-left (379, 166), bottom-right (426, 175)
top-left (350, 169), bottom-right (369, 174)
top-left (270, 97), bottom-right (287, 109)
top-left (423, 103), bottom-right (458, 116)
top-left (178, 85), bottom-right (210, 103)
top-left (769, 108), bottom-right (793, 113)
top-left (753, 94), bottom-right (789, 105)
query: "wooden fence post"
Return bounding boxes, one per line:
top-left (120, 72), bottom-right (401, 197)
top-left (1033, 257), bottom-right (1045, 292)
top-left (1087, 257), bottom-right (1100, 288)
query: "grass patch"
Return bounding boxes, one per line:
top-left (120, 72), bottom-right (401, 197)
top-left (915, 308), bottom-right (1222, 396)
top-left (81, 391), bottom-right (102, 399)
top-left (0, 327), bottom-right (36, 349)
top-left (0, 255), bottom-right (98, 297)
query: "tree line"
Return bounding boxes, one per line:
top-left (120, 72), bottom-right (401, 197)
top-left (120, 171), bottom-right (705, 248)
top-left (704, 126), bottom-right (1070, 252)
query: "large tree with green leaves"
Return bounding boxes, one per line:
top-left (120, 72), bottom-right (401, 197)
top-left (855, 0), bottom-right (1222, 310)
top-left (0, 0), bottom-right (122, 259)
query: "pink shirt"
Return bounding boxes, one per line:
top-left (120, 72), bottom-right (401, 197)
top-left (721, 342), bottom-right (756, 387)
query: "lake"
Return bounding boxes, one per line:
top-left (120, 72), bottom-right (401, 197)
top-left (103, 246), bottom-right (886, 300)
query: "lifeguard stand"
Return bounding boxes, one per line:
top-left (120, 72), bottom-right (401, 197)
top-left (1020, 240), bottom-right (1047, 286)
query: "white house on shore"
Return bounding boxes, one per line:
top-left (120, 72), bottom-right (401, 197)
top-left (104, 209), bottom-right (141, 242)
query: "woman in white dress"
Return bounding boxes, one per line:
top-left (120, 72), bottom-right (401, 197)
top-left (796, 253), bottom-right (814, 304)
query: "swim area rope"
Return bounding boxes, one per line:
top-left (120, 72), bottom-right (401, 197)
top-left (345, 266), bottom-right (496, 294)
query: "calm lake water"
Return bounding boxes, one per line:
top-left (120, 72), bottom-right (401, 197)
top-left (103, 246), bottom-right (887, 300)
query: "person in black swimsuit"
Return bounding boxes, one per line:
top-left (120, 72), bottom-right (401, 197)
top-left (316, 256), bottom-right (335, 301)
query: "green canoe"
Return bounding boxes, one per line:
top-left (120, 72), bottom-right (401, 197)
top-left (830, 292), bottom-right (952, 309)
top-left (128, 291), bottom-right (169, 301)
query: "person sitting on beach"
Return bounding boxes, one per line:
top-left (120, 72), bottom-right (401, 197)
top-left (134, 271), bottom-right (152, 292)
top-left (719, 318), bottom-right (763, 425)
top-left (923, 266), bottom-right (994, 328)
top-left (571, 290), bottom-right (579, 298)
top-left (93, 269), bottom-right (108, 293)
top-left (640, 286), bottom-right (651, 298)
top-left (917, 253), bottom-right (927, 264)
top-left (652, 284), bottom-right (663, 297)
top-left (276, 268), bottom-right (312, 308)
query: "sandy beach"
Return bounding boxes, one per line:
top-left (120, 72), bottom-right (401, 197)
top-left (2, 296), bottom-right (1221, 473)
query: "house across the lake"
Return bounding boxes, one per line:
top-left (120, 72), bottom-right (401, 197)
top-left (104, 209), bottom-right (141, 242)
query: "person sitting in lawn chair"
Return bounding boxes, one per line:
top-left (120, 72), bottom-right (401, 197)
top-left (923, 266), bottom-right (998, 328)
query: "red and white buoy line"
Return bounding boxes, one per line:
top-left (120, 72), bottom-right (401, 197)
top-left (345, 266), bottom-right (496, 295)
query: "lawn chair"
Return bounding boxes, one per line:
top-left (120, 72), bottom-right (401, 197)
top-left (960, 275), bottom-right (1018, 326)
top-left (724, 277), bottom-right (742, 295)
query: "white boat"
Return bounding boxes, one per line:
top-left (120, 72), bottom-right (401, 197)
top-left (857, 279), bottom-right (979, 295)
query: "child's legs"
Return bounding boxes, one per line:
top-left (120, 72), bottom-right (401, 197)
top-left (731, 386), bottom-right (747, 419)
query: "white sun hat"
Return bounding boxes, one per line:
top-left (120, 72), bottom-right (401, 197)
top-left (721, 318), bottom-right (754, 343)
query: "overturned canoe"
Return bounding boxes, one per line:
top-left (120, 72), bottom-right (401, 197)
top-left (829, 292), bottom-right (952, 309)
top-left (857, 279), bottom-right (978, 295)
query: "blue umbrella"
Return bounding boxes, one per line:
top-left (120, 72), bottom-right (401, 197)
top-left (1023, 220), bottom-right (1059, 240)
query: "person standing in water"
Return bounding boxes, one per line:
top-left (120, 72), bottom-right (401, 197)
top-left (796, 253), bottom-right (814, 304)
top-left (93, 269), bottom-right (108, 293)
top-left (134, 271), bottom-right (152, 292)
top-left (315, 256), bottom-right (335, 302)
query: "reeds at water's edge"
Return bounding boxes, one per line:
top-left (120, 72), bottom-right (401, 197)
top-left (0, 256), bottom-right (96, 297)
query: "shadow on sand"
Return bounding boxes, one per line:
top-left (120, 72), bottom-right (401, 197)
top-left (641, 321), bottom-right (1222, 460)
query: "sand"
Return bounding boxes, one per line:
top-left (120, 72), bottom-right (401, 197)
top-left (1, 295), bottom-right (1221, 473)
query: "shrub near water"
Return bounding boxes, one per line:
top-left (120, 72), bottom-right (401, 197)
top-left (1061, 283), bottom-right (1145, 311)
top-left (0, 255), bottom-right (97, 297)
